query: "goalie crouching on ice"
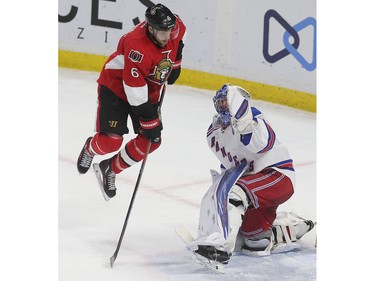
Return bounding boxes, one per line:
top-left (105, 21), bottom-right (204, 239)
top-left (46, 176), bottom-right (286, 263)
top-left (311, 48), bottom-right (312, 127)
top-left (186, 84), bottom-right (314, 265)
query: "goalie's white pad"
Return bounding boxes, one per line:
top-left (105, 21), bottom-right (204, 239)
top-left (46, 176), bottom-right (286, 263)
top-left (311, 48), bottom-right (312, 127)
top-left (186, 162), bottom-right (248, 254)
top-left (273, 211), bottom-right (315, 243)
top-left (241, 211), bottom-right (315, 256)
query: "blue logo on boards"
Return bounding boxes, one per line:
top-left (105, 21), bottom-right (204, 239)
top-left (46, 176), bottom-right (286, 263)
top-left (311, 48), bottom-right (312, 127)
top-left (263, 9), bottom-right (316, 71)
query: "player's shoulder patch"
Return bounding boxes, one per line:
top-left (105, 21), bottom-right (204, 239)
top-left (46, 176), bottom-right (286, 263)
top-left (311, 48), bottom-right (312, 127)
top-left (128, 49), bottom-right (144, 63)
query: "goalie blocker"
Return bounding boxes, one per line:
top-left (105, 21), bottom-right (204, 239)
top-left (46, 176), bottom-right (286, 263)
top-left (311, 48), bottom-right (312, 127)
top-left (186, 163), bottom-right (315, 263)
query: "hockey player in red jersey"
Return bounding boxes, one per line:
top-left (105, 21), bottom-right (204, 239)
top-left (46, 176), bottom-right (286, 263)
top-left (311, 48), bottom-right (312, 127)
top-left (77, 3), bottom-right (187, 200)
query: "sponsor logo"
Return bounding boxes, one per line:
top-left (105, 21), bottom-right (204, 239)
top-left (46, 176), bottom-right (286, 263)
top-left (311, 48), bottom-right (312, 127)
top-left (58, 1), bottom-right (154, 42)
top-left (263, 9), bottom-right (316, 71)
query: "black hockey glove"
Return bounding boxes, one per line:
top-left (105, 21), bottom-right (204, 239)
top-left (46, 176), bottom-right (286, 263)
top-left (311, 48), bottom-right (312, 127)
top-left (139, 115), bottom-right (163, 143)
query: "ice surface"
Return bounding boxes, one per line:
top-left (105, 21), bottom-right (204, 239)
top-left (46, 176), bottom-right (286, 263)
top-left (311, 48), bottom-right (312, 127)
top-left (58, 68), bottom-right (316, 280)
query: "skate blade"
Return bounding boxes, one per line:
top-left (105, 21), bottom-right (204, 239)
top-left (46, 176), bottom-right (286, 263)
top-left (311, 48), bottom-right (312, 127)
top-left (191, 253), bottom-right (225, 274)
top-left (92, 163), bottom-right (110, 202)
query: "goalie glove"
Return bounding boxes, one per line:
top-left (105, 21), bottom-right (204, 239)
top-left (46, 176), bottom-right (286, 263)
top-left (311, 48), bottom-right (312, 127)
top-left (213, 84), bottom-right (257, 133)
top-left (226, 85), bottom-right (257, 134)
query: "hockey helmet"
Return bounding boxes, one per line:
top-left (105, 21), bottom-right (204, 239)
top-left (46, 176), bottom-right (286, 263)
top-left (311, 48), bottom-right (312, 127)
top-left (145, 4), bottom-right (176, 31)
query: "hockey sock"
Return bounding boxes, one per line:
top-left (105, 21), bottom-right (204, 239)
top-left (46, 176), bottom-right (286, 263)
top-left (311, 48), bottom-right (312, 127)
top-left (111, 134), bottom-right (161, 174)
top-left (91, 133), bottom-right (123, 155)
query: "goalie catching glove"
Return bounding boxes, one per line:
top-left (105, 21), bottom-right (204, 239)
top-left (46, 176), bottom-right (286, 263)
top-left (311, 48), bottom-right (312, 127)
top-left (213, 84), bottom-right (258, 133)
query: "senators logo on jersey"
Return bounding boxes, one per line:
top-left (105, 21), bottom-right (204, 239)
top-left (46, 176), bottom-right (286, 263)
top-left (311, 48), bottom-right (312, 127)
top-left (147, 50), bottom-right (173, 85)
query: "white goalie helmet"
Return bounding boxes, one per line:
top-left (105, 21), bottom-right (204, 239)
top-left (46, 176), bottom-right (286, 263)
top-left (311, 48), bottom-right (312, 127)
top-left (213, 84), bottom-right (254, 132)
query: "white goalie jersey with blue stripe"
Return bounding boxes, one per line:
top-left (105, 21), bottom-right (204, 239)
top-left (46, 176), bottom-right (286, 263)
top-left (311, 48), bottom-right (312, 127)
top-left (206, 107), bottom-right (295, 188)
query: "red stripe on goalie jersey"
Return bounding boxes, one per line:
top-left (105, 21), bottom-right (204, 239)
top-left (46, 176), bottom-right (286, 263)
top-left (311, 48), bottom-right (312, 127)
top-left (97, 18), bottom-right (186, 105)
top-left (257, 120), bottom-right (276, 153)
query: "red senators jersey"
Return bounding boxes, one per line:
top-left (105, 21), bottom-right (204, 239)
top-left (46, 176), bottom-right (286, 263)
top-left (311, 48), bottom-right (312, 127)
top-left (97, 17), bottom-right (186, 108)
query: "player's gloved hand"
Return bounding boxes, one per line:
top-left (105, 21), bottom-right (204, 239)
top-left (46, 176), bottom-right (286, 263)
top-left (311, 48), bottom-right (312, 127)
top-left (227, 87), bottom-right (256, 134)
top-left (139, 115), bottom-right (163, 143)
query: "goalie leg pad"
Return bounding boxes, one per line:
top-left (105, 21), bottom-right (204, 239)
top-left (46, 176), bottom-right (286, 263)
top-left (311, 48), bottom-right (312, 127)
top-left (241, 212), bottom-right (315, 255)
top-left (229, 184), bottom-right (250, 210)
top-left (241, 229), bottom-right (274, 256)
top-left (188, 162), bottom-right (248, 257)
top-left (272, 211), bottom-right (315, 244)
top-left (225, 185), bottom-right (249, 252)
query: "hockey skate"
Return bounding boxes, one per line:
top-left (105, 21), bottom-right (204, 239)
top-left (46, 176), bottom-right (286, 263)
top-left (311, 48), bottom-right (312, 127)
top-left (194, 245), bottom-right (231, 264)
top-left (77, 137), bottom-right (94, 174)
top-left (191, 245), bottom-right (230, 274)
top-left (93, 158), bottom-right (116, 201)
top-left (175, 225), bottom-right (228, 274)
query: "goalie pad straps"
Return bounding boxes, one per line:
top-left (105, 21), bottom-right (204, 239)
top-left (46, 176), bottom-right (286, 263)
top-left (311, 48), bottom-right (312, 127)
top-left (273, 213), bottom-right (298, 245)
top-left (272, 212), bottom-right (314, 245)
top-left (272, 224), bottom-right (296, 245)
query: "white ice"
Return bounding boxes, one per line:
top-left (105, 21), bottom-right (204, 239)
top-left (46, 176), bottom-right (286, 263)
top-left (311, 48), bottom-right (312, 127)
top-left (58, 68), bottom-right (316, 280)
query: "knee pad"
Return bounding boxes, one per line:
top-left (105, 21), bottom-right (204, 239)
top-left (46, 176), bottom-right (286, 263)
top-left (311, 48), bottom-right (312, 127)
top-left (91, 133), bottom-right (123, 155)
top-left (229, 185), bottom-right (249, 212)
top-left (226, 185), bottom-right (250, 252)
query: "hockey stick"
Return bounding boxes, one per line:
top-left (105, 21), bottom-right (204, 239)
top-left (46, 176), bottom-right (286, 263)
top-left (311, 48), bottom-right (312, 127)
top-left (110, 85), bottom-right (166, 268)
top-left (109, 140), bottom-right (151, 267)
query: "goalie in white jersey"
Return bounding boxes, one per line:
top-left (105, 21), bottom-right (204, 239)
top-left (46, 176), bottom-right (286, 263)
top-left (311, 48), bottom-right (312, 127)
top-left (185, 84), bottom-right (314, 266)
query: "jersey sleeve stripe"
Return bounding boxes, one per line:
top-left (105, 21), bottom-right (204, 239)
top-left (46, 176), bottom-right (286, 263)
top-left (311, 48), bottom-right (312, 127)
top-left (267, 159), bottom-right (295, 171)
top-left (257, 120), bottom-right (276, 153)
top-left (104, 54), bottom-right (125, 70)
top-left (123, 83), bottom-right (148, 106)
